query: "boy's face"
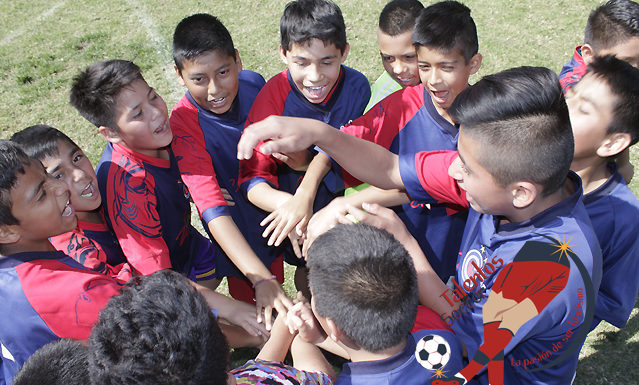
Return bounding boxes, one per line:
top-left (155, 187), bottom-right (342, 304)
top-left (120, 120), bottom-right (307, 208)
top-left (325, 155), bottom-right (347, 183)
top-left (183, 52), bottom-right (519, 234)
top-left (101, 79), bottom-right (172, 158)
top-left (8, 161), bottom-right (76, 246)
top-left (377, 30), bottom-right (419, 87)
top-left (177, 50), bottom-right (242, 115)
top-left (588, 36), bottom-right (639, 69)
top-left (41, 140), bottom-right (101, 216)
top-left (280, 38), bottom-right (349, 104)
top-left (566, 73), bottom-right (617, 160)
top-left (416, 46), bottom-right (481, 119)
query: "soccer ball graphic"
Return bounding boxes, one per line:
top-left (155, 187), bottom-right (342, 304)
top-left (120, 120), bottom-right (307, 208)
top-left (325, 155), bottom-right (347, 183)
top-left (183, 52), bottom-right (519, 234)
top-left (415, 334), bottom-right (451, 370)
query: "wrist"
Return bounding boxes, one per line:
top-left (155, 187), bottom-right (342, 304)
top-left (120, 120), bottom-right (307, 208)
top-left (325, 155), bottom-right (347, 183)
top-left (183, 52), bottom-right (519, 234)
top-left (252, 274), bottom-right (277, 288)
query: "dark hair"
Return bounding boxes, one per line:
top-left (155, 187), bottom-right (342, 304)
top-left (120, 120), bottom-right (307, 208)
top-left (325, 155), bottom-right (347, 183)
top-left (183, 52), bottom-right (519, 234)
top-left (450, 66), bottom-right (573, 196)
top-left (89, 270), bottom-right (229, 385)
top-left (307, 224), bottom-right (418, 352)
top-left (69, 60), bottom-right (143, 129)
top-left (0, 140), bottom-right (32, 228)
top-left (412, 1), bottom-right (478, 63)
top-left (587, 55), bottom-right (639, 145)
top-left (11, 125), bottom-right (79, 162)
top-left (585, 0), bottom-right (639, 51)
top-left (173, 13), bottom-right (236, 71)
top-left (378, 0), bottom-right (424, 36)
top-left (12, 339), bottom-right (89, 385)
top-left (280, 0), bottom-right (347, 54)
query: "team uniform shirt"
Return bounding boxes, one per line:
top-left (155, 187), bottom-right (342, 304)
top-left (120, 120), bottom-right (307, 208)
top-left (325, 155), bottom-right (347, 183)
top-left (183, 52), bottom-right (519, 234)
top-left (400, 151), bottom-right (602, 385)
top-left (231, 359), bottom-right (333, 385)
top-left (558, 46), bottom-right (586, 92)
top-left (239, 65), bottom-right (371, 214)
top-left (335, 329), bottom-right (465, 385)
top-left (0, 251), bottom-right (123, 385)
top-left (584, 162), bottom-right (639, 329)
top-left (49, 208), bottom-right (133, 282)
top-left (364, 71), bottom-right (402, 113)
top-left (97, 143), bottom-right (217, 279)
top-left (336, 84), bottom-right (467, 280)
top-left (171, 70), bottom-right (283, 278)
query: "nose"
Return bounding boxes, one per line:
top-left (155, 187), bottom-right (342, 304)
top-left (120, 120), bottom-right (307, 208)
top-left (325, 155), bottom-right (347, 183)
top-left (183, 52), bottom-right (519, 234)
top-left (448, 155), bottom-right (463, 181)
top-left (307, 64), bottom-right (322, 83)
top-left (208, 78), bottom-right (219, 96)
top-left (71, 167), bottom-right (87, 183)
top-left (429, 67), bottom-right (442, 85)
top-left (391, 60), bottom-right (406, 76)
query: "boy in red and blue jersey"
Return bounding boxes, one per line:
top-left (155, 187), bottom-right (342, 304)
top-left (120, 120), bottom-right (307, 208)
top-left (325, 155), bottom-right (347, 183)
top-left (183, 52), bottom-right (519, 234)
top-left (169, 14), bottom-right (292, 322)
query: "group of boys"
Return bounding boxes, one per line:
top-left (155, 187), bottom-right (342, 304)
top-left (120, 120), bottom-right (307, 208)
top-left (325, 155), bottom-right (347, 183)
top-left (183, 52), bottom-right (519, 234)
top-left (2, 0), bottom-right (639, 384)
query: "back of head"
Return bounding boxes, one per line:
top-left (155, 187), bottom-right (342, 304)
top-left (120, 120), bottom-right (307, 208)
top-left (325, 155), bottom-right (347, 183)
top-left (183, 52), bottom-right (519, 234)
top-left (89, 270), bottom-right (229, 385)
top-left (378, 0), bottom-right (424, 36)
top-left (306, 223), bottom-right (418, 352)
top-left (450, 66), bottom-right (573, 196)
top-left (11, 124), bottom-right (78, 162)
top-left (585, 0), bottom-right (639, 51)
top-left (588, 55), bottom-right (639, 145)
top-left (412, 0), bottom-right (478, 63)
top-left (69, 59), bottom-right (143, 129)
top-left (173, 13), bottom-right (236, 71)
top-left (280, 0), bottom-right (347, 53)
top-left (12, 339), bottom-right (89, 385)
top-left (0, 140), bottom-right (31, 228)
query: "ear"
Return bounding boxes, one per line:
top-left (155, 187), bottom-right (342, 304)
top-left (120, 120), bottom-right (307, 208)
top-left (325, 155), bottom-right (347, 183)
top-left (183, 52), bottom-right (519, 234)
top-left (596, 132), bottom-right (632, 158)
top-left (234, 49), bottom-right (243, 72)
top-left (511, 181), bottom-right (537, 209)
top-left (174, 65), bottom-right (186, 87)
top-left (581, 44), bottom-right (596, 65)
top-left (340, 43), bottom-right (350, 63)
top-left (98, 126), bottom-right (123, 144)
top-left (468, 53), bottom-right (482, 75)
top-left (0, 224), bottom-right (20, 246)
top-left (325, 317), bottom-right (344, 343)
top-left (279, 45), bottom-right (289, 65)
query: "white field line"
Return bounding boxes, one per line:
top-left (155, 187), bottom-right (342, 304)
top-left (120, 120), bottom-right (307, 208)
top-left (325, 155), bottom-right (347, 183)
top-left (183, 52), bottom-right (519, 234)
top-left (125, 0), bottom-right (182, 101)
top-left (0, 1), bottom-right (66, 46)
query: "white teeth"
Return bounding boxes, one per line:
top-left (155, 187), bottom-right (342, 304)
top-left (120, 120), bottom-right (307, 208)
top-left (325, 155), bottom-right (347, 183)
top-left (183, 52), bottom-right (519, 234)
top-left (62, 200), bottom-right (73, 217)
top-left (81, 183), bottom-right (94, 198)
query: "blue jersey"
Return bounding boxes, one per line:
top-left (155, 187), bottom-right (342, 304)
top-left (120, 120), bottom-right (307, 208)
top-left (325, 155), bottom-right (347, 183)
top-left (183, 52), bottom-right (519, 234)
top-left (0, 251), bottom-right (122, 385)
top-left (584, 163), bottom-right (639, 329)
top-left (335, 329), bottom-right (465, 385)
top-left (399, 151), bottom-right (602, 385)
top-left (337, 84), bottom-right (467, 280)
top-left (170, 70), bottom-right (283, 278)
top-left (97, 143), bottom-right (218, 279)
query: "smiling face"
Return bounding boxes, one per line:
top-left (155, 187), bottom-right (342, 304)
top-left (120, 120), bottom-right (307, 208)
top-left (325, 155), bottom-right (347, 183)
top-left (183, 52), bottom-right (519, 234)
top-left (377, 30), bottom-right (419, 88)
top-left (177, 50), bottom-right (242, 114)
top-left (101, 79), bottom-right (172, 158)
top-left (280, 38), bottom-right (349, 104)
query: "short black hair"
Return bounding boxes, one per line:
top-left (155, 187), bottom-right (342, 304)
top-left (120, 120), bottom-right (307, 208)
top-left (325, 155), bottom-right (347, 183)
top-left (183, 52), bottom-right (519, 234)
top-left (0, 140), bottom-right (32, 228)
top-left (307, 223), bottom-right (418, 352)
top-left (12, 339), bottom-right (89, 385)
top-left (89, 270), bottom-right (229, 385)
top-left (585, 0), bottom-right (639, 52)
top-left (69, 60), bottom-right (143, 129)
top-left (412, 1), bottom-right (478, 63)
top-left (173, 13), bottom-right (236, 71)
top-left (450, 66), bottom-right (573, 196)
top-left (11, 125), bottom-right (79, 162)
top-left (280, 0), bottom-right (347, 54)
top-left (378, 0), bottom-right (424, 36)
top-left (586, 55), bottom-right (639, 145)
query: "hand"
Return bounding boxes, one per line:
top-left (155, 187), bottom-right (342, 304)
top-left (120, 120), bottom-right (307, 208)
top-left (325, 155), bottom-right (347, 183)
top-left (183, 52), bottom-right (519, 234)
top-left (224, 300), bottom-right (270, 340)
top-left (254, 278), bottom-right (294, 331)
top-left (238, 116), bottom-right (321, 160)
top-left (285, 298), bottom-right (326, 344)
top-left (220, 187), bottom-right (235, 206)
top-left (260, 192), bottom-right (313, 248)
top-left (272, 150), bottom-right (312, 171)
top-left (337, 202), bottom-right (413, 245)
top-left (301, 199), bottom-right (347, 257)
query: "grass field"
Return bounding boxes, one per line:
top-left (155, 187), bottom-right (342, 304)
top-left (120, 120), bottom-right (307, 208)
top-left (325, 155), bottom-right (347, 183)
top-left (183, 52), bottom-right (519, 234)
top-left (1, 1), bottom-right (638, 383)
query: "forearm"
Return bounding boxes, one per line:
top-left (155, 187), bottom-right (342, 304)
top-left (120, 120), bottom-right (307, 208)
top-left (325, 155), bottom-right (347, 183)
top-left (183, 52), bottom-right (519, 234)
top-left (296, 152), bottom-right (331, 200)
top-left (256, 315), bottom-right (295, 362)
top-left (246, 182), bottom-right (294, 212)
top-left (337, 185), bottom-right (411, 208)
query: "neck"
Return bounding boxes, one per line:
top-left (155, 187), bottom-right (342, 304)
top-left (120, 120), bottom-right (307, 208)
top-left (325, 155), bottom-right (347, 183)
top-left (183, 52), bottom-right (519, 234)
top-left (2, 240), bottom-right (56, 256)
top-left (344, 336), bottom-right (407, 363)
top-left (76, 209), bottom-right (103, 224)
top-left (570, 158), bottom-right (611, 194)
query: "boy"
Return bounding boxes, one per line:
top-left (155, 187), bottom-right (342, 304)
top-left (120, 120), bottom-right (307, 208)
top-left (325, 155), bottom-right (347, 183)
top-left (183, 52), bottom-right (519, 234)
top-left (364, 0), bottom-right (424, 113)
top-left (11, 125), bottom-right (133, 282)
top-left (90, 269), bottom-right (334, 385)
top-left (238, 0), bottom-right (371, 271)
top-left (11, 340), bottom-right (89, 385)
top-left (170, 13), bottom-right (292, 322)
top-left (565, 55), bottom-right (639, 329)
top-left (237, 66), bottom-right (601, 384)
top-left (287, 223), bottom-right (465, 384)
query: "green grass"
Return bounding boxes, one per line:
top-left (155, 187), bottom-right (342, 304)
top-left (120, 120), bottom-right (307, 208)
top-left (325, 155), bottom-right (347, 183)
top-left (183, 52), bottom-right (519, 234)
top-left (1, 1), bottom-right (637, 383)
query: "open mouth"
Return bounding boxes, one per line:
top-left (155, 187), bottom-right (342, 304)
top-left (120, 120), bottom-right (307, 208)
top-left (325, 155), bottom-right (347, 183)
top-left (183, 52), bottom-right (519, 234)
top-left (80, 183), bottom-right (95, 199)
top-left (397, 76), bottom-right (416, 86)
top-left (209, 97), bottom-right (227, 108)
top-left (305, 85), bottom-right (327, 100)
top-left (430, 90), bottom-right (449, 104)
top-left (62, 199), bottom-right (74, 217)
top-left (154, 120), bottom-right (169, 134)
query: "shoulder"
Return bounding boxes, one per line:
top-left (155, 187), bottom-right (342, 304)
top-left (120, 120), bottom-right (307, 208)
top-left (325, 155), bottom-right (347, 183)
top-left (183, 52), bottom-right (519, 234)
top-left (342, 65), bottom-right (372, 91)
top-left (239, 70), bottom-right (266, 88)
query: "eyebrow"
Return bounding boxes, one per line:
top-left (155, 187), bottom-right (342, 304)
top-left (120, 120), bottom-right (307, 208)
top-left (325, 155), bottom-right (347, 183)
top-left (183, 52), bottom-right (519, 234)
top-left (417, 59), bottom-right (459, 65)
top-left (128, 87), bottom-right (153, 112)
top-left (457, 151), bottom-right (471, 172)
top-left (291, 54), bottom-right (337, 61)
top-left (29, 179), bottom-right (45, 202)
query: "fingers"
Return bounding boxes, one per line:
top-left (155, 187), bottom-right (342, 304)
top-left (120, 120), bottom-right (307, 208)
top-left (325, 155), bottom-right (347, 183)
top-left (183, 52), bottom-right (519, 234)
top-left (263, 305), bottom-right (274, 331)
top-left (289, 233), bottom-right (303, 259)
top-left (273, 219), bottom-right (298, 247)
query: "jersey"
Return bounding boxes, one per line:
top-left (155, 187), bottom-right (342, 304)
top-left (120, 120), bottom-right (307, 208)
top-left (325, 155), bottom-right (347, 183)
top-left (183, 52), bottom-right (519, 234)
top-left (170, 70), bottom-right (284, 278)
top-left (239, 65), bottom-right (371, 213)
top-left (0, 251), bottom-right (122, 385)
top-left (583, 162), bottom-right (639, 329)
top-left (49, 208), bottom-right (133, 281)
top-left (231, 359), bottom-right (333, 385)
top-left (399, 150), bottom-right (602, 385)
top-left (558, 46), bottom-right (586, 93)
top-left (364, 71), bottom-right (402, 113)
top-left (97, 143), bottom-right (218, 279)
top-left (337, 84), bottom-right (467, 280)
top-left (335, 329), bottom-right (465, 385)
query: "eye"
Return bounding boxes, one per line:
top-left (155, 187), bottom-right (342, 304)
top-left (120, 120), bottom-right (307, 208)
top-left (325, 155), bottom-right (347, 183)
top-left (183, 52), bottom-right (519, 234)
top-left (219, 70), bottom-right (229, 76)
top-left (52, 173), bottom-right (63, 180)
top-left (191, 77), bottom-right (204, 83)
top-left (382, 55), bottom-right (394, 62)
top-left (295, 62), bottom-right (308, 67)
top-left (418, 64), bottom-right (431, 71)
top-left (133, 110), bottom-right (142, 119)
top-left (72, 153), bottom-right (84, 163)
top-left (442, 65), bottom-right (455, 71)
